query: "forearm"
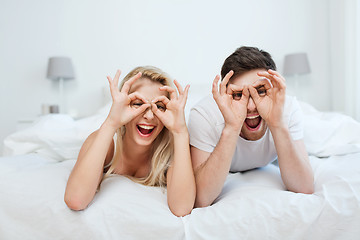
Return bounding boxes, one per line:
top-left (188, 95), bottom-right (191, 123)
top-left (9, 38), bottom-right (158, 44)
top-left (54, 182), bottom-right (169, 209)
top-left (270, 125), bottom-right (314, 194)
top-left (167, 131), bottom-right (196, 216)
top-left (65, 121), bottom-right (117, 210)
top-left (194, 126), bottom-right (239, 207)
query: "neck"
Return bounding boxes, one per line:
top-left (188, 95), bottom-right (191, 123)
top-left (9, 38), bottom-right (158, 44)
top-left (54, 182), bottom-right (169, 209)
top-left (122, 134), bottom-right (152, 166)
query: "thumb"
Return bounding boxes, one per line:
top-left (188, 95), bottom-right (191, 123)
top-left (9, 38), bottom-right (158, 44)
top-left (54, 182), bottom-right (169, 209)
top-left (133, 103), bottom-right (150, 117)
top-left (248, 86), bottom-right (261, 104)
top-left (150, 102), bottom-right (162, 119)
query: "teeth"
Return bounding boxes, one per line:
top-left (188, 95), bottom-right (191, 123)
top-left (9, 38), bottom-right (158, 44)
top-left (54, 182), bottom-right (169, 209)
top-left (138, 125), bottom-right (154, 130)
top-left (246, 115), bottom-right (259, 119)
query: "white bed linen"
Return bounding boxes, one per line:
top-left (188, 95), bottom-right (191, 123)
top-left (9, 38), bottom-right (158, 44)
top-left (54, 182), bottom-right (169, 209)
top-left (1, 100), bottom-right (360, 239)
top-left (0, 153), bottom-right (359, 240)
top-left (0, 154), bottom-right (184, 240)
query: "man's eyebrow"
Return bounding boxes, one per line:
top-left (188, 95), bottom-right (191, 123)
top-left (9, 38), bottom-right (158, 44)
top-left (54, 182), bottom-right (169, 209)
top-left (255, 84), bottom-right (265, 90)
top-left (232, 89), bottom-right (243, 93)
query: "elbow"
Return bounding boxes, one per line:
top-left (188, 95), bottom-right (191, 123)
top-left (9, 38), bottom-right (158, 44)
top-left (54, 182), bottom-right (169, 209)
top-left (194, 199), bottom-right (211, 208)
top-left (169, 205), bottom-right (193, 217)
top-left (289, 182), bottom-right (314, 195)
top-left (168, 195), bottom-right (195, 217)
top-left (298, 175), bottom-right (315, 194)
top-left (194, 194), bottom-right (213, 208)
top-left (298, 184), bottom-right (314, 195)
top-left (64, 194), bottom-right (88, 211)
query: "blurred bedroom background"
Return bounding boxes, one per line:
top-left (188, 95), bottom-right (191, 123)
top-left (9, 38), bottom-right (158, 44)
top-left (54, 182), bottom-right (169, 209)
top-left (0, 0), bottom-right (359, 155)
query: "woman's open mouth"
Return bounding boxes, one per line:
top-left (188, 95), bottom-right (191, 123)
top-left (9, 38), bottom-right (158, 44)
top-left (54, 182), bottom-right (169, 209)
top-left (137, 124), bottom-right (155, 137)
top-left (244, 115), bottom-right (262, 131)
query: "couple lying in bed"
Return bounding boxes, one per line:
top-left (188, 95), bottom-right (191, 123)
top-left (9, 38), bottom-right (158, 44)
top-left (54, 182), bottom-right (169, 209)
top-left (64, 46), bottom-right (314, 217)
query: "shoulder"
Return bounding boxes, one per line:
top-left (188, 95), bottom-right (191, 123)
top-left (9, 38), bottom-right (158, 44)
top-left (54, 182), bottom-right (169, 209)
top-left (284, 95), bottom-right (301, 112)
top-left (283, 95), bottom-right (304, 139)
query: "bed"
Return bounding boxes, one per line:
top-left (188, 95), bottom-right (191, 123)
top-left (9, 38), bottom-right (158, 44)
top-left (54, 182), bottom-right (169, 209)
top-left (1, 97), bottom-right (360, 240)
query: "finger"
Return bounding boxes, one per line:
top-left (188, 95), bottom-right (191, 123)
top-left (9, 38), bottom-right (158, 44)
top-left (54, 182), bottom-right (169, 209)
top-left (268, 69), bottom-right (286, 87)
top-left (257, 71), bottom-right (279, 89)
top-left (252, 78), bottom-right (272, 90)
top-left (220, 70), bottom-right (234, 95)
top-left (121, 72), bottom-right (142, 93)
top-left (173, 79), bottom-right (184, 95)
top-left (152, 96), bottom-right (170, 105)
top-left (159, 86), bottom-right (177, 100)
top-left (212, 75), bottom-right (221, 99)
top-left (272, 74), bottom-right (286, 90)
top-left (107, 76), bottom-right (118, 98)
top-left (241, 85), bottom-right (250, 100)
top-left (128, 92), bottom-right (148, 104)
top-left (150, 102), bottom-right (164, 120)
top-left (133, 103), bottom-right (151, 116)
top-left (107, 75), bottom-right (113, 88)
top-left (181, 84), bottom-right (190, 104)
top-left (268, 69), bottom-right (284, 80)
top-left (227, 83), bottom-right (243, 94)
top-left (113, 69), bottom-right (121, 87)
top-left (248, 85), bottom-right (261, 104)
top-left (238, 86), bottom-right (250, 107)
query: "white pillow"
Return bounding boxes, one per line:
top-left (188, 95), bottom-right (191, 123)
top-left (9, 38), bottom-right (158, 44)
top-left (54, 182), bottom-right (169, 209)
top-left (3, 114), bottom-right (106, 161)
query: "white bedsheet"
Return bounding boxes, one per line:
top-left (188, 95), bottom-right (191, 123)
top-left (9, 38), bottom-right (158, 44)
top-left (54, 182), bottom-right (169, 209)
top-left (0, 153), bottom-right (359, 239)
top-left (300, 102), bottom-right (360, 157)
top-left (1, 101), bottom-right (360, 239)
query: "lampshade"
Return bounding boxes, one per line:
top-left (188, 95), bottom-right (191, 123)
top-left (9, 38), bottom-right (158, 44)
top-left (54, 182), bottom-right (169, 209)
top-left (47, 57), bottom-right (75, 80)
top-left (283, 53), bottom-right (311, 76)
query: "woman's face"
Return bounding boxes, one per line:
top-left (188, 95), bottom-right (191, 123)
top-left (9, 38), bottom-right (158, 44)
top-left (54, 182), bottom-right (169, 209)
top-left (124, 78), bottom-right (167, 147)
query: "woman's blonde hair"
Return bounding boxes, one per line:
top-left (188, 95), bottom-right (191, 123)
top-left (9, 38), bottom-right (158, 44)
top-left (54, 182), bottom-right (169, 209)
top-left (104, 66), bottom-right (174, 188)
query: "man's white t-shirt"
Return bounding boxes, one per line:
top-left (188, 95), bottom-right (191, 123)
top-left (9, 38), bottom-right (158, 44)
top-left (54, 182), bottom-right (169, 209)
top-left (188, 95), bottom-right (304, 172)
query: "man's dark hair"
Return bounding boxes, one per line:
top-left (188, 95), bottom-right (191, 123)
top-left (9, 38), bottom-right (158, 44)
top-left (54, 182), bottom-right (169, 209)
top-left (221, 46), bottom-right (277, 80)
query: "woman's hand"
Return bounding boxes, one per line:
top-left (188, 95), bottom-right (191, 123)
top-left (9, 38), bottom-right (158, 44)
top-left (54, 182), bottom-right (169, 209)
top-left (212, 70), bottom-right (249, 132)
top-left (248, 69), bottom-right (286, 129)
top-left (151, 80), bottom-right (190, 134)
top-left (105, 70), bottom-right (150, 130)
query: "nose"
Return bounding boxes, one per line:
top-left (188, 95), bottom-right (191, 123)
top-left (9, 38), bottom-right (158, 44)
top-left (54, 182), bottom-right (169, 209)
top-left (247, 97), bottom-right (257, 112)
top-left (143, 107), bottom-right (154, 120)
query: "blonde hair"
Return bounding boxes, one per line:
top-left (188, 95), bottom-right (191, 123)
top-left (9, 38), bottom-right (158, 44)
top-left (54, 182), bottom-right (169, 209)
top-left (104, 66), bottom-right (174, 188)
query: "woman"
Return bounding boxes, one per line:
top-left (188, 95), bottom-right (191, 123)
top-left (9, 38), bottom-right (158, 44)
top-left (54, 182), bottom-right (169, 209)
top-left (64, 66), bottom-right (196, 217)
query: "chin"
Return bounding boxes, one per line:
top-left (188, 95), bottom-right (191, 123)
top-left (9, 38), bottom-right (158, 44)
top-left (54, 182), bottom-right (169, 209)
top-left (240, 118), bottom-right (267, 141)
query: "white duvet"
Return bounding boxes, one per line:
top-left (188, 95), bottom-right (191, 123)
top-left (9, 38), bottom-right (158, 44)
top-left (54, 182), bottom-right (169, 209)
top-left (0, 153), bottom-right (359, 239)
top-left (1, 101), bottom-right (360, 239)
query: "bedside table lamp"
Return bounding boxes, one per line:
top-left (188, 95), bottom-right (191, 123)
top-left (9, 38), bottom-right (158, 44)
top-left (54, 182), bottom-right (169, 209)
top-left (283, 53), bottom-right (311, 98)
top-left (284, 53), bottom-right (311, 76)
top-left (46, 57), bottom-right (75, 114)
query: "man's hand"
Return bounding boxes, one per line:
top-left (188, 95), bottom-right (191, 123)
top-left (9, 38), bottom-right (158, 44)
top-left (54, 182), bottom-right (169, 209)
top-left (248, 69), bottom-right (286, 129)
top-left (212, 70), bottom-right (249, 132)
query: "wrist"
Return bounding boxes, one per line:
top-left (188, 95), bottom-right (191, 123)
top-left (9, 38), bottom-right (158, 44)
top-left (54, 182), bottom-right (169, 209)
top-left (102, 118), bottom-right (121, 133)
top-left (224, 119), bottom-right (243, 134)
top-left (222, 124), bottom-right (241, 138)
top-left (268, 122), bottom-right (288, 135)
top-left (171, 127), bottom-right (189, 136)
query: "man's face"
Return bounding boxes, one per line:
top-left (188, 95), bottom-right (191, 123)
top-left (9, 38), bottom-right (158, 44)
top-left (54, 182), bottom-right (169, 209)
top-left (227, 69), bottom-right (268, 141)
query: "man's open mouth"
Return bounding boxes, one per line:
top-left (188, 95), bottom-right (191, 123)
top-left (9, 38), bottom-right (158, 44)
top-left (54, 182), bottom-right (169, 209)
top-left (137, 124), bottom-right (155, 136)
top-left (244, 115), bottom-right (262, 131)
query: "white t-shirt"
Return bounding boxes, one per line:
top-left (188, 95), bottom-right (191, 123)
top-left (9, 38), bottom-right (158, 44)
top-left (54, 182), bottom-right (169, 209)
top-left (188, 95), bottom-right (304, 172)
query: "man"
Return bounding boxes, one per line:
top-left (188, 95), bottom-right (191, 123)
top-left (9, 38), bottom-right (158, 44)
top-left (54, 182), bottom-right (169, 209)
top-left (188, 46), bottom-right (314, 208)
